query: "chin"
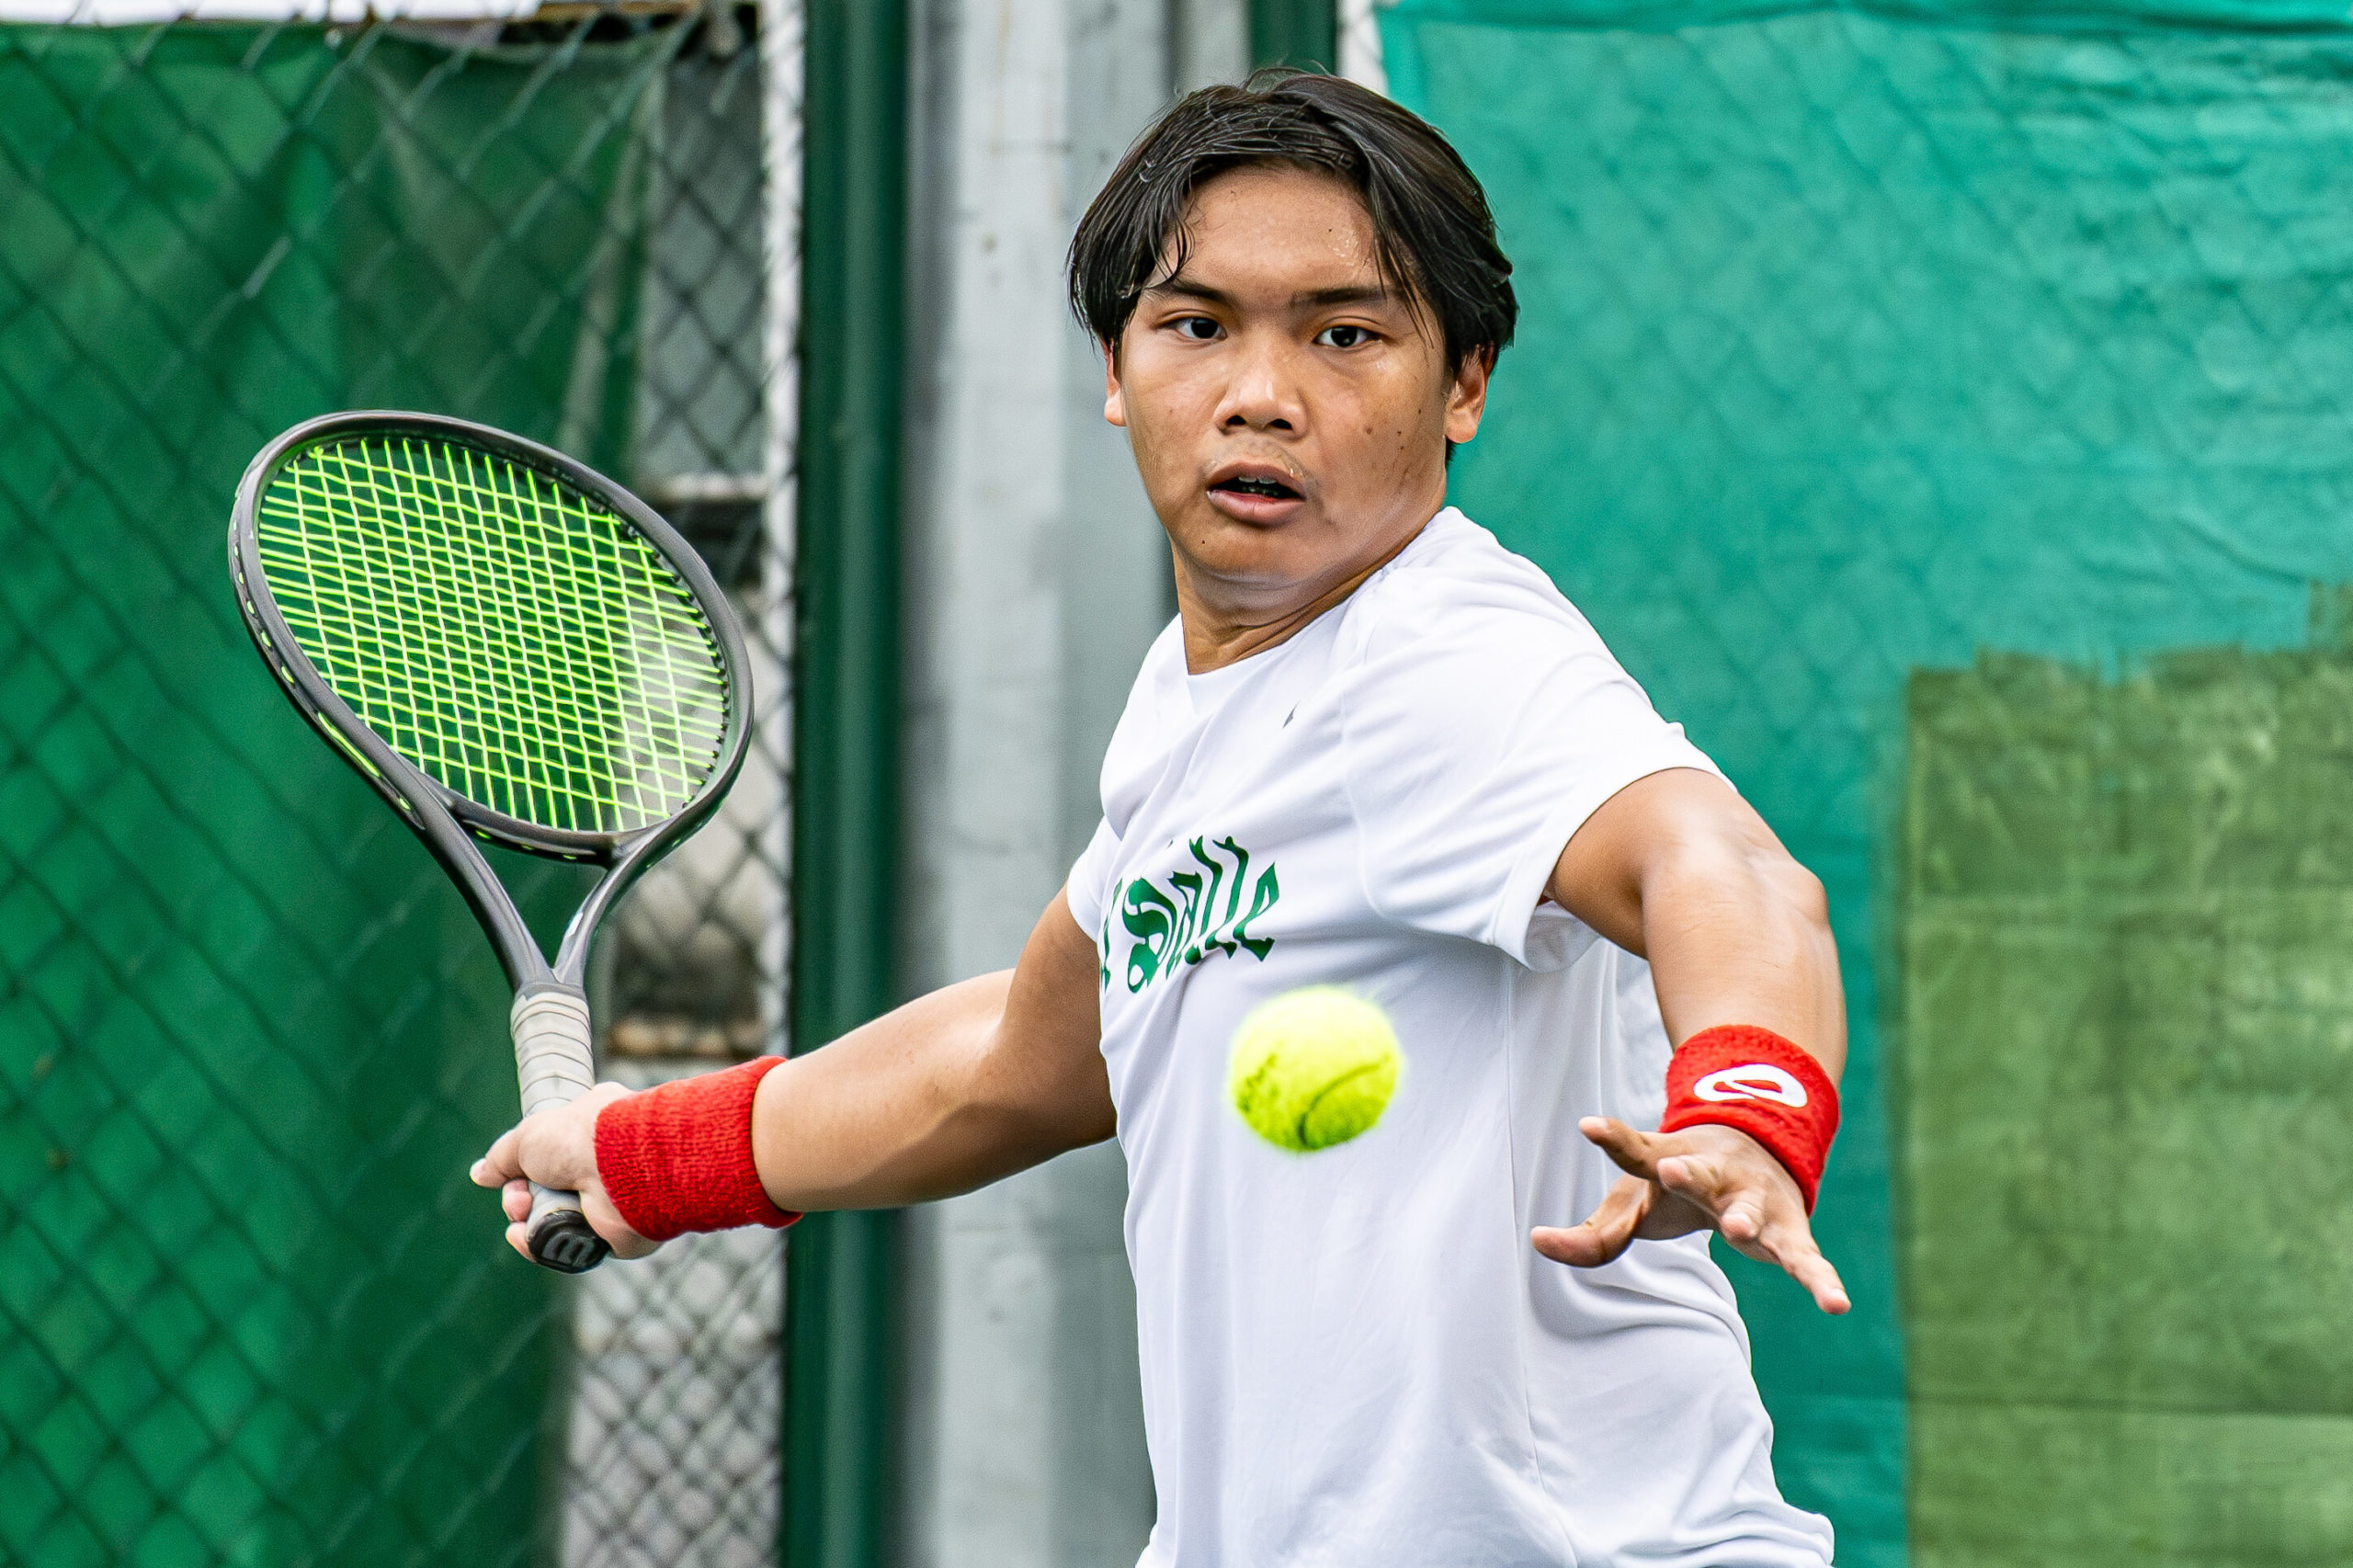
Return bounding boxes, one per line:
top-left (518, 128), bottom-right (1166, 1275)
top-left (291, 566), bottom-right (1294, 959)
top-left (1188, 537), bottom-right (1321, 589)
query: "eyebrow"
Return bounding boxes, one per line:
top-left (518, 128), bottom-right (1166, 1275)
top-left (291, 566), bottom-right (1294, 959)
top-left (1144, 274), bottom-right (1395, 312)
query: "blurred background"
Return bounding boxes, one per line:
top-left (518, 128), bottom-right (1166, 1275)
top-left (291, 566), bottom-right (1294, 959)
top-left (4, 0), bottom-right (2351, 1562)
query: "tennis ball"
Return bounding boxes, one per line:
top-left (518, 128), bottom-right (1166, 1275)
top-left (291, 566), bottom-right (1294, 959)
top-left (1227, 986), bottom-right (1403, 1153)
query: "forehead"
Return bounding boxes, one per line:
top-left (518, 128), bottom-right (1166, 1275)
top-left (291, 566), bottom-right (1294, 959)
top-left (1165, 164), bottom-right (1381, 288)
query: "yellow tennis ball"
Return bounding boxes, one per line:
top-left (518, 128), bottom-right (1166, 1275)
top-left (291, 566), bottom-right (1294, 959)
top-left (1227, 986), bottom-right (1403, 1153)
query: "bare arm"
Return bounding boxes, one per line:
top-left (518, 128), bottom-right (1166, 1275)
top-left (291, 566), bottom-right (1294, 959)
top-left (472, 889), bottom-right (1111, 1257)
top-left (1547, 767), bottom-right (1844, 1074)
top-left (1531, 767), bottom-right (1851, 1313)
top-left (750, 890), bottom-right (1112, 1210)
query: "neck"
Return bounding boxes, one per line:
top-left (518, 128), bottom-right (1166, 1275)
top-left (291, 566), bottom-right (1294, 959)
top-left (1175, 512), bottom-right (1435, 675)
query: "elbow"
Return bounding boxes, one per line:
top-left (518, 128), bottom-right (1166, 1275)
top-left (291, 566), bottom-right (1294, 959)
top-left (1763, 851), bottom-right (1830, 933)
top-left (1682, 826), bottom-right (1828, 934)
top-left (1686, 833), bottom-right (1830, 954)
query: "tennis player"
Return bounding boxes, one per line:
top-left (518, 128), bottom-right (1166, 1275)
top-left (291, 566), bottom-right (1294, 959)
top-left (479, 72), bottom-right (1847, 1566)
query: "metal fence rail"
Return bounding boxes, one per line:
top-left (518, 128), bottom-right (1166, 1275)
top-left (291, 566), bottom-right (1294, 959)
top-left (0, 6), bottom-right (797, 1562)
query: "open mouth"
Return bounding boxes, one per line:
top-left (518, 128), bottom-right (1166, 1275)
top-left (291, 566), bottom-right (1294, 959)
top-left (1211, 474), bottom-right (1302, 501)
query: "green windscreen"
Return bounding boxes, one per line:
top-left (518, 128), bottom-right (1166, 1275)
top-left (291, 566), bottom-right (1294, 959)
top-left (1381, 1), bottom-right (2353, 1558)
top-left (253, 433), bottom-right (731, 835)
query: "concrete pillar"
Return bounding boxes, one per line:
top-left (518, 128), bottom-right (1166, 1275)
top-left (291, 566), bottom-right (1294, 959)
top-left (1171, 0), bottom-right (1247, 96)
top-left (896, 0), bottom-right (1200, 1562)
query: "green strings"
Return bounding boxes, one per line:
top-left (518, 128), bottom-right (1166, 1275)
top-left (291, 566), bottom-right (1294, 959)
top-left (254, 434), bottom-right (730, 835)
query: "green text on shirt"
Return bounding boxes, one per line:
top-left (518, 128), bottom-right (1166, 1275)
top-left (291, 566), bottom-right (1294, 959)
top-left (1105, 835), bottom-right (1279, 994)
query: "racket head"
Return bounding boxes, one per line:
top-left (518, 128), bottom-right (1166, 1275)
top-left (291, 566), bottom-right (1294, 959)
top-left (228, 411), bottom-right (752, 868)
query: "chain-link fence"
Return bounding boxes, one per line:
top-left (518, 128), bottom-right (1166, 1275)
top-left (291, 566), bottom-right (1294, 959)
top-left (574, 10), bottom-right (797, 1564)
top-left (0, 6), bottom-right (797, 1562)
top-left (1381, 2), bottom-right (2353, 1562)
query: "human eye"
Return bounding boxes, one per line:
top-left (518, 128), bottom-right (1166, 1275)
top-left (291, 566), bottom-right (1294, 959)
top-left (1169, 314), bottom-right (1222, 342)
top-left (1314, 324), bottom-right (1377, 349)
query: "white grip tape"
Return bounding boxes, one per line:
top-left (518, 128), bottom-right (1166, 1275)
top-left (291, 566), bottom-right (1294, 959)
top-left (511, 987), bottom-right (596, 1119)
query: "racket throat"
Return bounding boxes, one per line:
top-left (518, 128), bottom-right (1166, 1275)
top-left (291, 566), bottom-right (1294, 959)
top-left (539, 841), bottom-right (655, 988)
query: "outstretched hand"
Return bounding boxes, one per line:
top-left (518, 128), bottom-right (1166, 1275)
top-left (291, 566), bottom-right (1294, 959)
top-left (1531, 1118), bottom-right (1849, 1315)
top-left (470, 1083), bottom-right (661, 1263)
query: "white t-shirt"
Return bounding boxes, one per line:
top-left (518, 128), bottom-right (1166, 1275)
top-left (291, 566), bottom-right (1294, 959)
top-left (1065, 509), bottom-right (1835, 1568)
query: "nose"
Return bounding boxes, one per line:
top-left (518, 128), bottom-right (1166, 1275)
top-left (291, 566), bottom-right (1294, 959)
top-left (1214, 332), bottom-right (1303, 435)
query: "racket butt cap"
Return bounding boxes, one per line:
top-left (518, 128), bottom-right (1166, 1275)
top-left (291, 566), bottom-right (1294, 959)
top-left (530, 1209), bottom-right (612, 1274)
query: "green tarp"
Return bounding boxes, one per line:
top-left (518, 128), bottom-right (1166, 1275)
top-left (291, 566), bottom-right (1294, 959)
top-left (1383, 1), bottom-right (2353, 1560)
top-left (0, 25), bottom-right (666, 1564)
top-left (1904, 646), bottom-right (2353, 1566)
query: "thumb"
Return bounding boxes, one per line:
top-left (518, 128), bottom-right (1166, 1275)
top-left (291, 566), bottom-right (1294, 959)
top-left (472, 1121), bottom-right (526, 1188)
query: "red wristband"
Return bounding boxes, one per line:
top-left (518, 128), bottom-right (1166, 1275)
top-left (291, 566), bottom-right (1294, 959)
top-left (594, 1056), bottom-right (801, 1242)
top-left (1658, 1025), bottom-right (1839, 1212)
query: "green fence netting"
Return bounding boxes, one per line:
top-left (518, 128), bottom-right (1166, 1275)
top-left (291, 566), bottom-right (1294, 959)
top-left (1381, 1), bottom-right (2353, 1562)
top-left (0, 18), bottom-right (781, 1565)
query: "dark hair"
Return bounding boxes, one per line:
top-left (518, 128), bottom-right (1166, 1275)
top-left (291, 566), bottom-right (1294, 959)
top-left (1068, 71), bottom-right (1517, 373)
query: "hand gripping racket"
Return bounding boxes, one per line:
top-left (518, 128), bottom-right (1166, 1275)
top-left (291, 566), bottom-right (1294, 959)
top-left (228, 411), bottom-right (751, 1273)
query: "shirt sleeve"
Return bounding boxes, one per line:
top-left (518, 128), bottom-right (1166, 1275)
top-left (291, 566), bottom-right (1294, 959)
top-left (1337, 587), bottom-right (1721, 971)
top-left (1063, 815), bottom-right (1120, 943)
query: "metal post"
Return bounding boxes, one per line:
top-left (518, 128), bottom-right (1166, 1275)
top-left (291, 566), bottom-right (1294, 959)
top-left (759, 0), bottom-right (805, 1063)
top-left (786, 0), bottom-right (906, 1564)
top-left (1248, 0), bottom-right (1337, 71)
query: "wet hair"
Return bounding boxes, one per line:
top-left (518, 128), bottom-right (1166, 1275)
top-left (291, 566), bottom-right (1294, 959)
top-left (1068, 71), bottom-right (1517, 374)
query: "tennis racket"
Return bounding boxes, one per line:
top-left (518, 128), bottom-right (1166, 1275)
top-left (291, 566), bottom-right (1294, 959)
top-left (227, 410), bottom-right (751, 1274)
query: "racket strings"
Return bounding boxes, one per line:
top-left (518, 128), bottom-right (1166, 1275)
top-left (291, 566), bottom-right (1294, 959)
top-left (253, 435), bottom-right (730, 834)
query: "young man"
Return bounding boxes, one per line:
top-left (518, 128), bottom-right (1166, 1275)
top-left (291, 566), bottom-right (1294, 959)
top-left (479, 73), bottom-right (1848, 1566)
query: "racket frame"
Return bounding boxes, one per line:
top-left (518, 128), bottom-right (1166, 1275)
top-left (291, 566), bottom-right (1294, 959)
top-left (228, 409), bottom-right (754, 1271)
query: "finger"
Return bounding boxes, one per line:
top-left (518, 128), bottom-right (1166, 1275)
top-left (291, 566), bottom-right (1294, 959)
top-left (1786, 1246), bottom-right (1850, 1315)
top-left (514, 1113), bottom-right (598, 1194)
top-left (472, 1123), bottom-right (525, 1187)
top-left (1654, 1153), bottom-right (1762, 1241)
top-left (1626, 1167), bottom-right (1717, 1242)
top-left (1577, 1117), bottom-right (1674, 1182)
top-left (499, 1181), bottom-right (656, 1264)
top-left (1654, 1148), bottom-right (1829, 1274)
top-left (1530, 1174), bottom-right (1650, 1267)
top-left (515, 1083), bottom-right (634, 1194)
top-left (1749, 1214), bottom-right (1851, 1315)
top-left (1688, 1175), bottom-right (1851, 1316)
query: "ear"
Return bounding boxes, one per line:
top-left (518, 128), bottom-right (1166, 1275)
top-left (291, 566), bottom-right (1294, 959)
top-left (1102, 338), bottom-right (1127, 428)
top-left (1444, 348), bottom-right (1492, 446)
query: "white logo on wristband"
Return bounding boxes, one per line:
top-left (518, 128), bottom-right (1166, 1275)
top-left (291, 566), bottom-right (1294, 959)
top-left (1694, 1064), bottom-right (1808, 1108)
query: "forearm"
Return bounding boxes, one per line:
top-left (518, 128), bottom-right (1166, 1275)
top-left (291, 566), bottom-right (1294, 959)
top-left (1540, 770), bottom-right (1849, 1304)
top-left (1637, 840), bottom-right (1845, 1079)
top-left (1551, 769), bottom-right (1845, 1079)
top-left (745, 976), bottom-right (1079, 1210)
top-left (747, 894), bottom-right (1116, 1211)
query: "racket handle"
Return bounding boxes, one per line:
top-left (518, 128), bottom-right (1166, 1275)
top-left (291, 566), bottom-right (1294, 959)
top-left (511, 983), bottom-right (611, 1274)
